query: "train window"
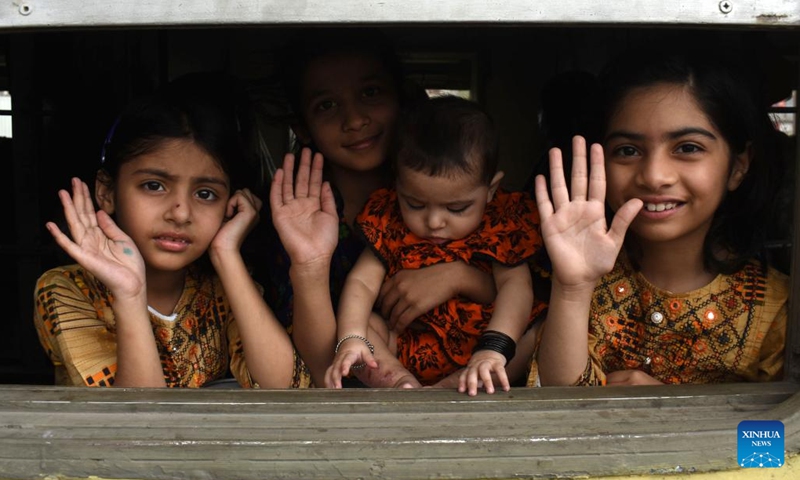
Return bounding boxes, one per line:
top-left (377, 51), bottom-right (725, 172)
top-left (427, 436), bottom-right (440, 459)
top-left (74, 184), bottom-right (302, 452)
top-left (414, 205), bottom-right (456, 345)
top-left (1, 1), bottom-right (799, 478)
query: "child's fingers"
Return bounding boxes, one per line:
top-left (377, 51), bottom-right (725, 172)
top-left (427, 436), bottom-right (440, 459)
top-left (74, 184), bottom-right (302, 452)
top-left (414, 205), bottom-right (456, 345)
top-left (457, 368), bottom-right (470, 393)
top-left (307, 152), bottom-right (325, 199)
top-left (533, 175), bottom-right (554, 219)
top-left (71, 179), bottom-right (98, 230)
top-left (493, 366), bottom-right (511, 392)
top-left (478, 363), bottom-right (495, 395)
top-left (281, 153), bottom-right (296, 202)
top-left (269, 168), bottom-right (285, 209)
top-left (58, 188), bottom-right (78, 224)
top-left (324, 365), bottom-right (342, 389)
top-left (570, 136), bottom-right (588, 201)
top-left (587, 143), bottom-right (607, 203)
top-left (547, 148), bottom-right (570, 210)
top-left (295, 148), bottom-right (312, 198)
top-left (364, 351), bottom-right (378, 370)
top-left (58, 189), bottom-right (88, 243)
top-left (96, 210), bottom-right (128, 241)
top-left (338, 353), bottom-right (357, 376)
top-left (46, 222), bottom-right (79, 257)
top-left (608, 198), bottom-right (643, 246)
top-left (391, 304), bottom-right (417, 334)
top-left (70, 178), bottom-right (87, 220)
top-left (239, 188), bottom-right (263, 212)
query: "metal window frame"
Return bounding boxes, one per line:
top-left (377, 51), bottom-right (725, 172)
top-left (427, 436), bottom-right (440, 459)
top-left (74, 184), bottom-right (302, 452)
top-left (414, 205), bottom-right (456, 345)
top-left (1, 1), bottom-right (799, 478)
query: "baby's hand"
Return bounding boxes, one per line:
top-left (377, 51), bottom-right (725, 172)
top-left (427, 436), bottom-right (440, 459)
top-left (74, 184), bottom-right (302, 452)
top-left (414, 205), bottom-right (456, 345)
top-left (47, 178), bottom-right (145, 300)
top-left (458, 350), bottom-right (510, 396)
top-left (270, 148), bottom-right (339, 267)
top-left (210, 188), bottom-right (262, 255)
top-left (324, 336), bottom-right (378, 388)
top-left (534, 136), bottom-right (642, 288)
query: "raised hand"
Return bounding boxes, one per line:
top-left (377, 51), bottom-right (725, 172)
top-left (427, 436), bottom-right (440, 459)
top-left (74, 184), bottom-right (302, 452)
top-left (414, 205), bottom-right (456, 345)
top-left (210, 188), bottom-right (262, 255)
top-left (269, 148), bottom-right (339, 266)
top-left (46, 178), bottom-right (145, 299)
top-left (533, 136), bottom-right (642, 288)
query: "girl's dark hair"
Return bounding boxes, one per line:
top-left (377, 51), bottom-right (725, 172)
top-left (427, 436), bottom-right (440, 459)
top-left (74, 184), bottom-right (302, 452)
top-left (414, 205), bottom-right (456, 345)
top-left (599, 49), bottom-right (783, 274)
top-left (100, 72), bottom-right (262, 193)
top-left (278, 28), bottom-right (407, 126)
top-left (394, 96), bottom-right (498, 184)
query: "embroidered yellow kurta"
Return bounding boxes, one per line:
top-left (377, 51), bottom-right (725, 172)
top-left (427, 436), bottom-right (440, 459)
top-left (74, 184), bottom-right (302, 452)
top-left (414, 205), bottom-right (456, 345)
top-left (529, 256), bottom-right (787, 386)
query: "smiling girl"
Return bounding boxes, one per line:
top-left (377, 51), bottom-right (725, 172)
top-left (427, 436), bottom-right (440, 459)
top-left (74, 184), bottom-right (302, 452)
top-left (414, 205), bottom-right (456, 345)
top-left (532, 50), bottom-right (788, 386)
top-left (266, 31), bottom-right (502, 387)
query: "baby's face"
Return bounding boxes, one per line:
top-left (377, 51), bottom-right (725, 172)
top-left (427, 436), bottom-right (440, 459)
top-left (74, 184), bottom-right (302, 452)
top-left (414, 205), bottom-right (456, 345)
top-left (395, 166), bottom-right (492, 244)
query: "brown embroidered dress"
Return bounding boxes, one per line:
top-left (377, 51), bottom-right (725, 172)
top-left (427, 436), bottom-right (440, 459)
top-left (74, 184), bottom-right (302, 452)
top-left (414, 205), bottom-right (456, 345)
top-left (528, 255), bottom-right (788, 386)
top-left (34, 264), bottom-right (310, 388)
top-left (358, 188), bottom-right (546, 384)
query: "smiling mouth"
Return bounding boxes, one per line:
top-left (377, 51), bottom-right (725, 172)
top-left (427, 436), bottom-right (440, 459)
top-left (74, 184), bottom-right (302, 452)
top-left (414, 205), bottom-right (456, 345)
top-left (344, 133), bottom-right (381, 150)
top-left (643, 202), bottom-right (679, 212)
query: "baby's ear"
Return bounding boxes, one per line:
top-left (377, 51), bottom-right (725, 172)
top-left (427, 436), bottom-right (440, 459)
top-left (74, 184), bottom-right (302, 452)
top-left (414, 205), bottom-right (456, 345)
top-left (94, 170), bottom-right (116, 215)
top-left (487, 171), bottom-right (504, 202)
top-left (727, 142), bottom-right (752, 191)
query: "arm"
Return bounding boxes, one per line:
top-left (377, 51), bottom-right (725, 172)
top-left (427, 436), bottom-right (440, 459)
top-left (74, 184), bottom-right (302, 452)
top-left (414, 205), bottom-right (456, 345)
top-left (458, 263), bottom-right (532, 396)
top-left (378, 262), bottom-right (496, 335)
top-left (324, 250), bottom-right (386, 388)
top-left (44, 178), bottom-right (165, 387)
top-left (533, 137), bottom-right (642, 386)
top-left (209, 189), bottom-right (295, 388)
top-left (270, 149), bottom-right (340, 385)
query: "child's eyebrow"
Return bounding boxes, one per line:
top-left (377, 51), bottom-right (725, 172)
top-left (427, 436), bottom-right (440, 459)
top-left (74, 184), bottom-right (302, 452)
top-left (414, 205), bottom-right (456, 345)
top-left (305, 89), bottom-right (332, 103)
top-left (192, 176), bottom-right (230, 188)
top-left (666, 127), bottom-right (717, 140)
top-left (604, 130), bottom-right (645, 143)
top-left (131, 168), bottom-right (228, 188)
top-left (605, 127), bottom-right (717, 143)
top-left (306, 74), bottom-right (388, 102)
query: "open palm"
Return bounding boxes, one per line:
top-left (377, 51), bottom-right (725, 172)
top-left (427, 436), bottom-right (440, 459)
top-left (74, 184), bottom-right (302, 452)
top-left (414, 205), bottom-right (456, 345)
top-left (270, 149), bottom-right (339, 266)
top-left (47, 178), bottom-right (146, 299)
top-left (534, 137), bottom-right (642, 287)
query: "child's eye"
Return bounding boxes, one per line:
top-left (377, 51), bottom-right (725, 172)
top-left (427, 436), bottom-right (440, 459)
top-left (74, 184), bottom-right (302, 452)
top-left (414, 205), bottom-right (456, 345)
top-left (447, 205), bottom-right (470, 214)
top-left (614, 145), bottom-right (640, 157)
top-left (362, 86), bottom-right (381, 98)
top-left (314, 99), bottom-right (337, 113)
top-left (142, 181), bottom-right (165, 192)
top-left (675, 143), bottom-right (702, 154)
top-left (196, 189), bottom-right (219, 201)
top-left (405, 200), bottom-right (424, 210)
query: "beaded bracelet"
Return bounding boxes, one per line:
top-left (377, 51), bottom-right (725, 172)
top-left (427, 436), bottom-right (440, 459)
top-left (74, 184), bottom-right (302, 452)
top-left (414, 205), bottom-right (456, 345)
top-left (335, 334), bottom-right (375, 370)
top-left (473, 330), bottom-right (517, 364)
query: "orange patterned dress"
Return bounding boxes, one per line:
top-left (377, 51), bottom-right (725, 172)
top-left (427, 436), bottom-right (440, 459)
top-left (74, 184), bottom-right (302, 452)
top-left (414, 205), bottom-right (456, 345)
top-left (528, 255), bottom-right (788, 386)
top-left (34, 264), bottom-right (310, 388)
top-left (358, 188), bottom-right (546, 384)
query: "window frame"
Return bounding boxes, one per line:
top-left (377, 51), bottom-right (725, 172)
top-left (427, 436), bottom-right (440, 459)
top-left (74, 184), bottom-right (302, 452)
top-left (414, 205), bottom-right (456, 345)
top-left (1, 1), bottom-right (799, 478)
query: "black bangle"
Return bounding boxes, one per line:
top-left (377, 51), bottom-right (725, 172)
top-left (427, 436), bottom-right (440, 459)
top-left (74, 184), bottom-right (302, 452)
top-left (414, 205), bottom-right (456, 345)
top-left (473, 330), bottom-right (517, 364)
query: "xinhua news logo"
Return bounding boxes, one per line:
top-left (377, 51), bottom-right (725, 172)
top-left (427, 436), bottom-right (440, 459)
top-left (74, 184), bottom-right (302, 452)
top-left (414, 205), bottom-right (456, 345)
top-left (737, 420), bottom-right (784, 468)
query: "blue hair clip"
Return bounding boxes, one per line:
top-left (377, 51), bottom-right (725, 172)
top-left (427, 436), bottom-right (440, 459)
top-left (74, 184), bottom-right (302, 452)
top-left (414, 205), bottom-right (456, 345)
top-left (100, 117), bottom-right (121, 164)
